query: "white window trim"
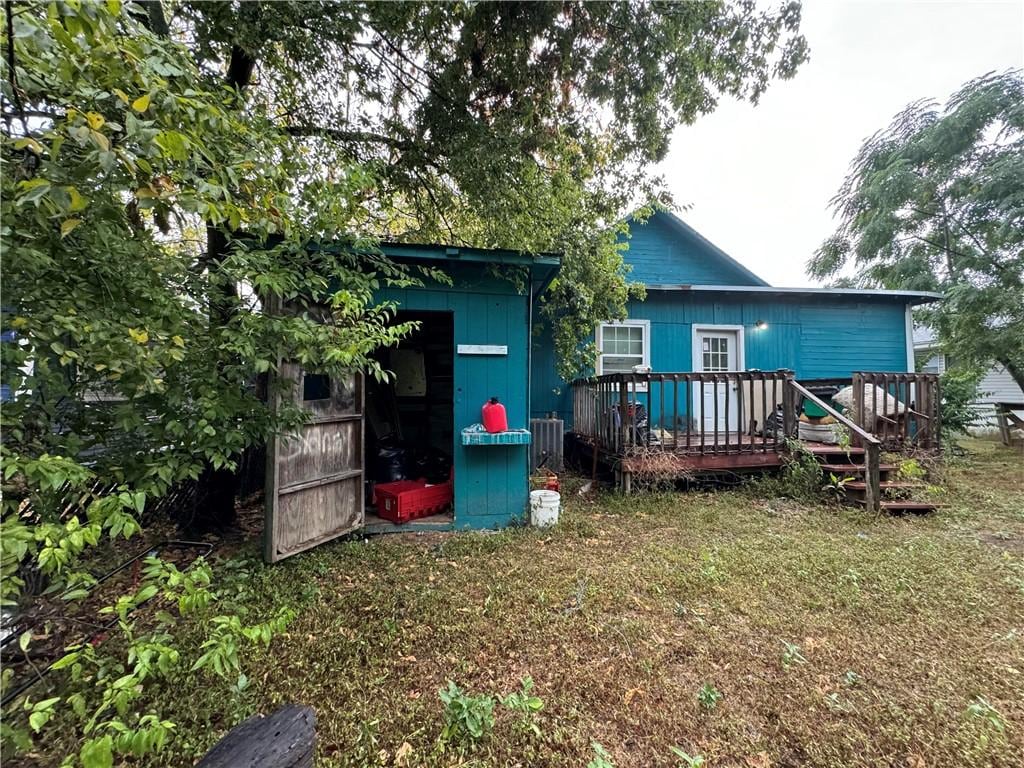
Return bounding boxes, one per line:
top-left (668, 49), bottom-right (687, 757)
top-left (595, 319), bottom-right (651, 376)
top-left (691, 324), bottom-right (746, 372)
top-left (917, 348), bottom-right (947, 375)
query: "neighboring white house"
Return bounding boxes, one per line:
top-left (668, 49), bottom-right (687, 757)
top-left (914, 326), bottom-right (1024, 432)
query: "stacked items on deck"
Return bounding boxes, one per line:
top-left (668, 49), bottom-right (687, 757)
top-left (797, 384), bottom-right (845, 444)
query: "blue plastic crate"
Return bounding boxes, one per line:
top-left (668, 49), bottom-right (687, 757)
top-left (461, 424), bottom-right (531, 446)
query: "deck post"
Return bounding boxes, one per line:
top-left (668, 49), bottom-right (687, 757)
top-left (781, 371), bottom-right (796, 439)
top-left (864, 441), bottom-right (881, 512)
top-left (618, 374), bottom-right (628, 454)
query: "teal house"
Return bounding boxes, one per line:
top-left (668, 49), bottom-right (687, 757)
top-left (265, 214), bottom-right (939, 561)
top-left (530, 210), bottom-right (939, 426)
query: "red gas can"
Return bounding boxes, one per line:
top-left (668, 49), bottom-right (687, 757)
top-left (481, 397), bottom-right (508, 433)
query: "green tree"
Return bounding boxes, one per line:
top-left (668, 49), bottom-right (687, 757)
top-left (811, 70), bottom-right (1024, 391)
top-left (2, 1), bottom-right (806, 762)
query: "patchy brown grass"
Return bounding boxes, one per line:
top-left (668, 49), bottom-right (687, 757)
top-left (31, 440), bottom-right (1024, 767)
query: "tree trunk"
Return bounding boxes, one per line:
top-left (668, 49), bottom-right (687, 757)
top-left (193, 38), bottom-right (257, 530)
top-left (998, 357), bottom-right (1024, 395)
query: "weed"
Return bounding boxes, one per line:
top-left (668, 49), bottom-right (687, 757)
top-left (561, 578), bottom-right (590, 614)
top-left (747, 439), bottom-right (823, 500)
top-left (824, 691), bottom-right (852, 712)
top-left (781, 640), bottom-right (807, 669)
top-left (670, 745), bottom-right (706, 766)
top-left (835, 424), bottom-right (853, 456)
top-left (897, 458), bottom-right (927, 482)
top-left (587, 741), bottom-right (616, 768)
top-left (438, 681), bottom-right (495, 751)
top-left (822, 472), bottom-right (855, 501)
top-left (965, 696), bottom-right (1007, 749)
top-left (698, 549), bottom-right (725, 583)
top-left (697, 683), bottom-right (722, 711)
top-left (842, 670), bottom-right (862, 687)
top-left (500, 676), bottom-right (544, 738)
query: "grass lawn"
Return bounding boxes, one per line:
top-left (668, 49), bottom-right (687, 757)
top-left (35, 440), bottom-right (1024, 766)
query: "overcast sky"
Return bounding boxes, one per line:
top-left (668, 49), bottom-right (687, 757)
top-left (660, 0), bottom-right (1024, 287)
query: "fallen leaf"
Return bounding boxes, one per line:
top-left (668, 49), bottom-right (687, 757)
top-left (745, 752), bottom-right (771, 768)
top-left (907, 755), bottom-right (926, 768)
top-left (624, 687), bottom-right (644, 706)
top-left (395, 742), bottom-right (414, 766)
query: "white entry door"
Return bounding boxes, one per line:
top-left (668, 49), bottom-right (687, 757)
top-left (693, 328), bottom-right (741, 433)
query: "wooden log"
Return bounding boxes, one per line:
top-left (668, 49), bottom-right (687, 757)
top-left (197, 705), bottom-right (316, 768)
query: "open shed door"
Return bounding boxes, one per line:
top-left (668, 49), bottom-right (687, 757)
top-left (265, 364), bottom-right (364, 563)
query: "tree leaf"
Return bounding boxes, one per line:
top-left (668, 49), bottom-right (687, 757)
top-left (80, 736), bottom-right (113, 768)
top-left (61, 218), bottom-right (83, 238)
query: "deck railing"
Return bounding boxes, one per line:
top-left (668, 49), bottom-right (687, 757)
top-left (852, 372), bottom-right (941, 451)
top-left (571, 370), bottom-right (941, 456)
top-left (798, 373), bottom-right (941, 451)
top-left (570, 370), bottom-right (796, 456)
top-left (790, 379), bottom-right (883, 511)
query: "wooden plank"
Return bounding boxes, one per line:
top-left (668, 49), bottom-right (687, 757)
top-left (620, 451), bottom-right (784, 473)
top-left (197, 704), bottom-right (315, 768)
top-left (278, 468), bottom-right (363, 496)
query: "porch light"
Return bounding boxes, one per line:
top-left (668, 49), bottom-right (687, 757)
top-left (755, 320), bottom-right (769, 330)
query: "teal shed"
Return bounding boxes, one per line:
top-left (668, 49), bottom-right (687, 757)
top-left (264, 243), bottom-right (559, 562)
top-left (372, 244), bottom-right (559, 530)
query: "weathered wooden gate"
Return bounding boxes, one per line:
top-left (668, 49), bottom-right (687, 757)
top-left (264, 364), bottom-right (364, 563)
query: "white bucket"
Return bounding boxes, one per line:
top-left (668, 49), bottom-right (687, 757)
top-left (530, 490), bottom-right (560, 528)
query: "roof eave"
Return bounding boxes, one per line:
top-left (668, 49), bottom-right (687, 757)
top-left (643, 284), bottom-right (943, 305)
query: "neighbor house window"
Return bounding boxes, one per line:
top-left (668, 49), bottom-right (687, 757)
top-left (596, 320), bottom-right (650, 375)
top-left (919, 352), bottom-right (944, 375)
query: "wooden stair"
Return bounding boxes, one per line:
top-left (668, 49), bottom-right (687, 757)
top-left (809, 445), bottom-right (937, 514)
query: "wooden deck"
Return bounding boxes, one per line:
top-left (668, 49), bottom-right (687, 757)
top-left (571, 370), bottom-right (941, 507)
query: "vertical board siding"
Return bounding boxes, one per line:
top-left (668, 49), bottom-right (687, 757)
top-left (377, 268), bottom-right (530, 529)
top-left (531, 294), bottom-right (914, 426)
top-left (622, 214), bottom-right (766, 286)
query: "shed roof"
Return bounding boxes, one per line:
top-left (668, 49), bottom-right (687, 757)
top-left (644, 284), bottom-right (942, 305)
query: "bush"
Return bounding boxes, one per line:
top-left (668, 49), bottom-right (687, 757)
top-left (938, 366), bottom-right (984, 439)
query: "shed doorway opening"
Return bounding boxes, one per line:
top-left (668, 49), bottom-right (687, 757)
top-left (365, 311), bottom-right (455, 529)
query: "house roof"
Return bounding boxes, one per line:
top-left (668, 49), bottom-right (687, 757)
top-left (643, 283), bottom-right (942, 305)
top-left (375, 241), bottom-right (562, 298)
top-left (625, 209), bottom-right (771, 287)
top-left (377, 241), bottom-right (561, 269)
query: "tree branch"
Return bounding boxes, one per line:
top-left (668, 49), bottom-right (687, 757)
top-left (4, 0), bottom-right (29, 135)
top-left (283, 125), bottom-right (415, 152)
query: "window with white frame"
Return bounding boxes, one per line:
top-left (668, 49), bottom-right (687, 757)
top-left (596, 320), bottom-right (650, 375)
top-left (918, 351), bottom-right (945, 375)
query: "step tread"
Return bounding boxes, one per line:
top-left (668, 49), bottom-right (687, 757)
top-left (843, 480), bottom-right (919, 490)
top-left (802, 443), bottom-right (866, 455)
top-left (855, 499), bottom-right (939, 512)
top-left (819, 463), bottom-right (900, 473)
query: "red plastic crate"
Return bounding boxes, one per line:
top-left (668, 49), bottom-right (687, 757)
top-left (375, 478), bottom-right (453, 523)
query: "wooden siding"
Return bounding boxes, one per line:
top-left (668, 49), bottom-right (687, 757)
top-left (621, 213), bottom-right (766, 286)
top-left (532, 293), bottom-right (913, 424)
top-left (377, 266), bottom-right (530, 529)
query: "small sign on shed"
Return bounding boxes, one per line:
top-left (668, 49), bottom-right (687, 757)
top-left (457, 344), bottom-right (508, 356)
